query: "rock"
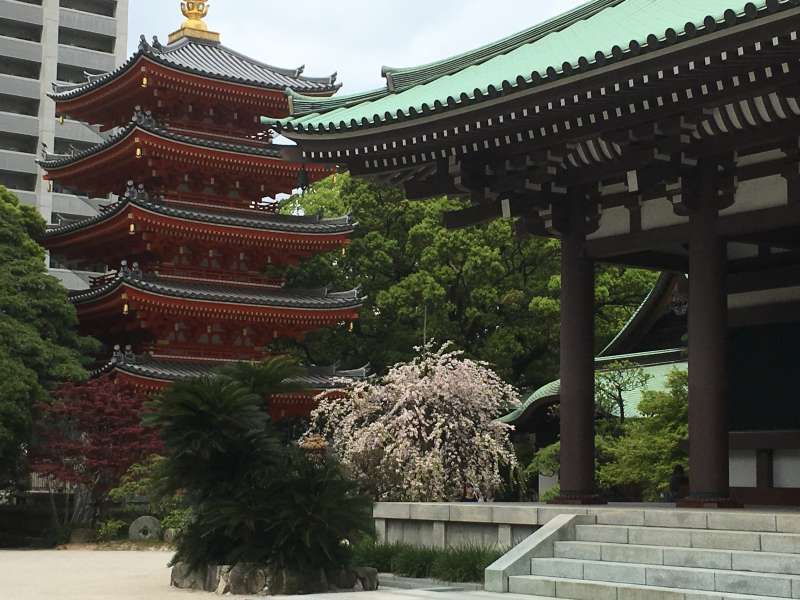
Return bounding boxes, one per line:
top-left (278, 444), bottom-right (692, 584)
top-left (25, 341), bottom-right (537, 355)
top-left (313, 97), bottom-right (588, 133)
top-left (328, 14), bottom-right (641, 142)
top-left (228, 563), bottom-right (268, 595)
top-left (354, 566), bottom-right (379, 591)
top-left (170, 563), bottom-right (206, 590)
top-left (328, 568), bottom-right (358, 590)
top-left (213, 565), bottom-right (232, 595)
top-left (270, 567), bottom-right (328, 595)
top-left (69, 528), bottom-right (94, 544)
top-left (163, 528), bottom-right (178, 544)
top-left (128, 516), bottom-right (161, 541)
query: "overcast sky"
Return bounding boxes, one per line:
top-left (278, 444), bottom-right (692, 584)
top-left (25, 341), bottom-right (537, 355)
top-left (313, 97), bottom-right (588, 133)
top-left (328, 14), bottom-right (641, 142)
top-left (129, 1), bottom-right (586, 95)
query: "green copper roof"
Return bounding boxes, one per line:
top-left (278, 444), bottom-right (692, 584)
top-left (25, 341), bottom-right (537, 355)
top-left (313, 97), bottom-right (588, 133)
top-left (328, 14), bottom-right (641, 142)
top-left (267, 0), bottom-right (789, 133)
top-left (500, 356), bottom-right (688, 427)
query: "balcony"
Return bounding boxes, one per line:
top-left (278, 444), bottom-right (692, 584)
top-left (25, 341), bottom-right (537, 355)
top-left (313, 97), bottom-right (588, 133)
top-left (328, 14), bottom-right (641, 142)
top-left (0, 110), bottom-right (38, 136)
top-left (58, 7), bottom-right (116, 38)
top-left (0, 0), bottom-right (43, 26)
top-left (0, 34), bottom-right (41, 62)
top-left (57, 43), bottom-right (114, 72)
top-left (0, 73), bottom-right (39, 97)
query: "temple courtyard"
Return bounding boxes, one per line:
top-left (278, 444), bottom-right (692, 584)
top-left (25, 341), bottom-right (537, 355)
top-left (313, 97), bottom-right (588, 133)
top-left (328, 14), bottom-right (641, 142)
top-left (0, 550), bottom-right (517, 600)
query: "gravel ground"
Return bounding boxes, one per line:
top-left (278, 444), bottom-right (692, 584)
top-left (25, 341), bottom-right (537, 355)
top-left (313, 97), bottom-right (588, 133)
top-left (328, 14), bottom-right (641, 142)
top-left (0, 550), bottom-right (524, 600)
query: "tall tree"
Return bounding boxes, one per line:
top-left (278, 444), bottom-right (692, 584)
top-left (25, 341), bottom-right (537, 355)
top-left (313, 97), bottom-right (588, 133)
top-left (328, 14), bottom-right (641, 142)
top-left (278, 175), bottom-right (657, 390)
top-left (0, 186), bottom-right (99, 489)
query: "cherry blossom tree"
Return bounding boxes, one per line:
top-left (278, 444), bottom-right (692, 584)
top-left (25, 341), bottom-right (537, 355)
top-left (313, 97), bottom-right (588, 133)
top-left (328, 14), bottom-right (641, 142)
top-left (307, 343), bottom-right (520, 502)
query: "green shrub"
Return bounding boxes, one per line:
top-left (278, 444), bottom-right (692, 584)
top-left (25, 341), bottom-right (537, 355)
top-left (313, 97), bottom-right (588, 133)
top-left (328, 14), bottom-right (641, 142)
top-left (390, 545), bottom-right (437, 578)
top-left (96, 519), bottom-right (127, 542)
top-left (431, 545), bottom-right (505, 583)
top-left (160, 507), bottom-right (193, 535)
top-left (540, 484), bottom-right (561, 503)
top-left (351, 538), bottom-right (400, 572)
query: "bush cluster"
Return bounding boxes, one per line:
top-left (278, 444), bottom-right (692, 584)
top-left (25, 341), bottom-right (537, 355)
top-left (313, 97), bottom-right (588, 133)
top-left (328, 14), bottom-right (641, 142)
top-left (351, 539), bottom-right (505, 583)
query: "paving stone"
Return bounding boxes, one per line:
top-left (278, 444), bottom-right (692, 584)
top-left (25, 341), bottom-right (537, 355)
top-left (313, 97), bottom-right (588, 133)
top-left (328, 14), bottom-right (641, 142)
top-left (707, 512), bottom-right (777, 533)
top-left (689, 530), bottom-right (760, 551)
top-left (595, 510), bottom-right (646, 526)
top-left (448, 504), bottom-right (493, 523)
top-left (538, 507), bottom-right (590, 525)
top-left (555, 578), bottom-right (618, 600)
top-left (617, 585), bottom-right (688, 600)
top-left (584, 560), bottom-right (647, 585)
top-left (603, 543), bottom-right (665, 565)
top-left (409, 503), bottom-right (450, 521)
top-left (663, 548), bottom-right (732, 570)
top-left (645, 566), bottom-right (716, 591)
top-left (576, 525), bottom-right (629, 544)
top-left (555, 541), bottom-right (602, 561)
top-left (644, 510), bottom-right (708, 529)
top-left (372, 503), bottom-right (411, 519)
top-left (629, 527), bottom-right (692, 548)
top-left (493, 505), bottom-right (539, 525)
top-left (531, 558), bottom-right (584, 579)
top-left (714, 571), bottom-right (792, 597)
top-left (731, 550), bottom-right (800, 575)
top-left (778, 515), bottom-right (800, 534)
top-left (508, 576), bottom-right (555, 596)
top-left (762, 532), bottom-right (800, 555)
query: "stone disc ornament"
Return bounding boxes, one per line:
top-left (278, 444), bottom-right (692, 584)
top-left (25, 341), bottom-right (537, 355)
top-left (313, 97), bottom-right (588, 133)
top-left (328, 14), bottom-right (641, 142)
top-left (129, 516), bottom-right (162, 541)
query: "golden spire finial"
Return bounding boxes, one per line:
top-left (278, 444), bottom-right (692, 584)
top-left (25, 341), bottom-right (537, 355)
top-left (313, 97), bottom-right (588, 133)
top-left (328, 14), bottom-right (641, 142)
top-left (169, 0), bottom-right (220, 44)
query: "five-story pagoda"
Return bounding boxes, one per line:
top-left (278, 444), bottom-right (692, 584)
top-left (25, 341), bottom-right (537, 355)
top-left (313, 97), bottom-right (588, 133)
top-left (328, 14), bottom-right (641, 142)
top-left (40, 2), bottom-right (364, 420)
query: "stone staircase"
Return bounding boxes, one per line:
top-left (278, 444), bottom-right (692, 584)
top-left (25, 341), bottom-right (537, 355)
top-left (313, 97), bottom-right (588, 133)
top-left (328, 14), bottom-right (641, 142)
top-left (507, 514), bottom-right (800, 600)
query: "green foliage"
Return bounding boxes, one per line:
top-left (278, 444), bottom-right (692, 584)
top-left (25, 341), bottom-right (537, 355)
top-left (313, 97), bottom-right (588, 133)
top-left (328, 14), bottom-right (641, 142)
top-left (525, 370), bottom-right (688, 501)
top-left (145, 358), bottom-right (372, 572)
top-left (525, 441), bottom-right (560, 479)
top-left (96, 519), bottom-right (127, 542)
top-left (598, 369), bottom-right (688, 500)
top-left (350, 539), bottom-right (504, 583)
top-left (281, 174), bottom-right (656, 390)
top-left (0, 186), bottom-right (99, 487)
top-left (391, 546), bottom-right (438, 578)
top-left (540, 484), bottom-right (561, 504)
top-left (160, 507), bottom-right (193, 536)
top-left (596, 361), bottom-right (652, 423)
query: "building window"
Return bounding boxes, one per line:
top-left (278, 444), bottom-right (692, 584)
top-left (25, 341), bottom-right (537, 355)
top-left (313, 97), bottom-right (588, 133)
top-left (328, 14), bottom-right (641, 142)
top-left (0, 133), bottom-right (38, 154)
top-left (56, 64), bottom-right (104, 84)
top-left (0, 57), bottom-right (40, 80)
top-left (58, 27), bottom-right (115, 54)
top-left (0, 170), bottom-right (37, 192)
top-left (0, 18), bottom-right (42, 43)
top-left (0, 94), bottom-right (39, 117)
top-left (59, 0), bottom-right (117, 18)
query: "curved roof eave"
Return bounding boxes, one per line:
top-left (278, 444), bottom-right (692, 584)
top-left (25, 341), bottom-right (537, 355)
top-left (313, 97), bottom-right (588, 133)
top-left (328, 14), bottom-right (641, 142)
top-left (270, 0), bottom-right (789, 135)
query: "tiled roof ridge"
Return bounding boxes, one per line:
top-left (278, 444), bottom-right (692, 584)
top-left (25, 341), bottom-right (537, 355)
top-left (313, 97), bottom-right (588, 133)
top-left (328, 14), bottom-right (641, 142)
top-left (50, 34), bottom-right (340, 102)
top-left (43, 194), bottom-right (356, 239)
top-left (69, 272), bottom-right (365, 309)
top-left (381, 0), bottom-right (624, 92)
top-left (94, 353), bottom-right (370, 388)
top-left (269, 0), bottom-right (789, 133)
top-left (39, 111), bottom-right (283, 169)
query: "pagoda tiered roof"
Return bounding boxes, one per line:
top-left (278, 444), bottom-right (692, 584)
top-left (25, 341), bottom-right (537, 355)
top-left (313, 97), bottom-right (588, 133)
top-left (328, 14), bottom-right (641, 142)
top-left (99, 354), bottom-right (369, 389)
top-left (38, 111), bottom-right (330, 197)
top-left (51, 35), bottom-right (340, 127)
top-left (70, 273), bottom-right (364, 313)
top-left (43, 192), bottom-right (354, 261)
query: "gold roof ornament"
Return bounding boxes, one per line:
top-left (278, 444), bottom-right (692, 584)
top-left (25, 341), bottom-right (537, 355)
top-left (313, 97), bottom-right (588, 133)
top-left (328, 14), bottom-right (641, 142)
top-left (169, 1), bottom-right (220, 44)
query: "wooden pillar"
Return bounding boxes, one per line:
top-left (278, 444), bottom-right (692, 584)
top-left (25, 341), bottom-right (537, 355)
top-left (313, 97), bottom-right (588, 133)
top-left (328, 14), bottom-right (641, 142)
top-left (685, 165), bottom-right (731, 504)
top-left (553, 195), bottom-right (602, 503)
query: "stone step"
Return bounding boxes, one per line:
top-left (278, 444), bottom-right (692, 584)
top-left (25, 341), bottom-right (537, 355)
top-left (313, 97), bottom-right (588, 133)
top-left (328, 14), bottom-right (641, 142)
top-left (555, 541), bottom-right (800, 575)
top-left (508, 575), bottom-right (794, 600)
top-left (530, 558), bottom-right (800, 597)
top-left (575, 524), bottom-right (800, 554)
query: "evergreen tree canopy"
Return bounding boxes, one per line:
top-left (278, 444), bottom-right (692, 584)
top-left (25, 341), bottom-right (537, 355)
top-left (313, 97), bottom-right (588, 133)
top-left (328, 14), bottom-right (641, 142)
top-left (280, 175), bottom-right (657, 389)
top-left (0, 186), bottom-right (99, 487)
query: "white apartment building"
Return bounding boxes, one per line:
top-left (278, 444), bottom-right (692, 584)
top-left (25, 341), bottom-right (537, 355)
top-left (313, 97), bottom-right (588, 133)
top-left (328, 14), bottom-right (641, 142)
top-left (0, 0), bottom-right (128, 287)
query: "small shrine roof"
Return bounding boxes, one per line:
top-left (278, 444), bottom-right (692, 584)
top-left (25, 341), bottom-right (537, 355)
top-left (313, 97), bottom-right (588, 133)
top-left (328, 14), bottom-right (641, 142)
top-left (43, 195), bottom-right (355, 239)
top-left (51, 35), bottom-right (340, 101)
top-left (99, 355), bottom-right (369, 389)
top-left (39, 111), bottom-right (282, 170)
top-left (70, 273), bottom-right (365, 311)
top-left (266, 0), bottom-right (787, 133)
